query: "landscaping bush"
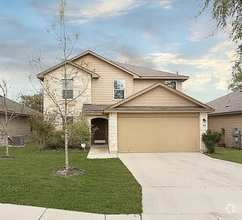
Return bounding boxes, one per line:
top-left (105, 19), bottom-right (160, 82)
top-left (202, 129), bottom-right (222, 153)
top-left (45, 130), bottom-right (65, 149)
top-left (68, 120), bottom-right (90, 148)
top-left (29, 115), bottom-right (55, 150)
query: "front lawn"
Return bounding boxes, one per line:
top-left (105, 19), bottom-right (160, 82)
top-left (0, 142), bottom-right (142, 214)
top-left (206, 147), bottom-right (242, 164)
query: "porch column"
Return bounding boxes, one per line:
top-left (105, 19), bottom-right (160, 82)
top-left (200, 112), bottom-right (208, 152)
top-left (108, 113), bottom-right (118, 154)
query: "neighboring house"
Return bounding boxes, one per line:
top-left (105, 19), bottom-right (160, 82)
top-left (37, 50), bottom-right (213, 153)
top-left (207, 90), bottom-right (242, 148)
top-left (0, 95), bottom-right (38, 146)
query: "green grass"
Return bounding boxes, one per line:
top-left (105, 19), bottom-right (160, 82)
top-left (0, 143), bottom-right (142, 214)
top-left (206, 147), bottom-right (242, 164)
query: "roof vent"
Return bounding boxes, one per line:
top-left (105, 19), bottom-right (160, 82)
top-left (226, 97), bottom-right (230, 107)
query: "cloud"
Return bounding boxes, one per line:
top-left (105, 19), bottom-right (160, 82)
top-left (108, 45), bottom-right (155, 68)
top-left (189, 18), bottom-right (215, 42)
top-left (153, 0), bottom-right (173, 9)
top-left (148, 52), bottom-right (179, 63)
top-left (67, 0), bottom-right (141, 23)
top-left (145, 40), bottom-right (236, 91)
top-left (182, 72), bottom-right (213, 92)
top-left (65, 0), bottom-right (175, 23)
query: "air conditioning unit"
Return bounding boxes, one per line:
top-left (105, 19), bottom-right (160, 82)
top-left (12, 135), bottom-right (25, 146)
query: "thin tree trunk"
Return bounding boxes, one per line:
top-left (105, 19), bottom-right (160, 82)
top-left (3, 133), bottom-right (9, 157)
top-left (65, 126), bottom-right (69, 169)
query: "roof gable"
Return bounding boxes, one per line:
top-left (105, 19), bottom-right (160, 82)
top-left (71, 50), bottom-right (140, 78)
top-left (37, 60), bottom-right (99, 80)
top-left (105, 82), bottom-right (213, 112)
top-left (37, 50), bottom-right (189, 81)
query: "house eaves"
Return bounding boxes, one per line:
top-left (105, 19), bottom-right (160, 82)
top-left (37, 60), bottom-right (99, 81)
top-left (105, 81), bottom-right (214, 113)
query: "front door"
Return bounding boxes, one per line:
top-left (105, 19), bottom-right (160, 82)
top-left (91, 118), bottom-right (108, 145)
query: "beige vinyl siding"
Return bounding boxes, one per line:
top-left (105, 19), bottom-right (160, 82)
top-left (118, 113), bottom-right (199, 152)
top-left (122, 86), bottom-right (198, 107)
top-left (75, 54), bottom-right (134, 104)
top-left (0, 115), bottom-right (35, 145)
top-left (208, 113), bottom-right (242, 148)
top-left (134, 79), bottom-right (182, 93)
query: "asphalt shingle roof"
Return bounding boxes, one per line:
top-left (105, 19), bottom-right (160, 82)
top-left (0, 95), bottom-right (40, 116)
top-left (207, 90), bottom-right (242, 115)
top-left (113, 61), bottom-right (188, 79)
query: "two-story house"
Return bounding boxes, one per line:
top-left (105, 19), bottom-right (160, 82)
top-left (37, 50), bottom-right (213, 154)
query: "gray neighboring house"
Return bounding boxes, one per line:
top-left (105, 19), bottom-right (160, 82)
top-left (0, 95), bottom-right (39, 146)
top-left (207, 90), bottom-right (242, 147)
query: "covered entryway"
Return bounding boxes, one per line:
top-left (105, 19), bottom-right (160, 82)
top-left (91, 118), bottom-right (108, 145)
top-left (118, 113), bottom-right (199, 152)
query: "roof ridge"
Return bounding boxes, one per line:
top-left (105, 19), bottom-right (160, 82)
top-left (113, 61), bottom-right (177, 74)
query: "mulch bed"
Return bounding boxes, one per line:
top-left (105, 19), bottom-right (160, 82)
top-left (53, 167), bottom-right (85, 177)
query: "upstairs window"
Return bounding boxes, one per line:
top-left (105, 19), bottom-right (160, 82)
top-left (165, 81), bottom-right (177, 89)
top-left (113, 80), bottom-right (125, 100)
top-left (62, 79), bottom-right (73, 99)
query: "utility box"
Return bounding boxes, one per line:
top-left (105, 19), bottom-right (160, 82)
top-left (12, 135), bottom-right (25, 146)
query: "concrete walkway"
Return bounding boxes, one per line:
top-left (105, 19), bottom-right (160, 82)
top-left (119, 153), bottom-right (242, 220)
top-left (0, 203), bottom-right (141, 220)
top-left (87, 145), bottom-right (117, 159)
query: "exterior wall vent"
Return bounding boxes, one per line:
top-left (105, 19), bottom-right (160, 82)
top-left (12, 135), bottom-right (25, 146)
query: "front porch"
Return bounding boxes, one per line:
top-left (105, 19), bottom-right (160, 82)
top-left (83, 104), bottom-right (118, 155)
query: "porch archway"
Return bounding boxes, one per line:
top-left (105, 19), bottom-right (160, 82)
top-left (91, 118), bottom-right (108, 145)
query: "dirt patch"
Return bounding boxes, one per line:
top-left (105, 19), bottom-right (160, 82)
top-left (53, 167), bottom-right (85, 177)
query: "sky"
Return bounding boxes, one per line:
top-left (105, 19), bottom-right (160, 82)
top-left (0, 0), bottom-right (238, 103)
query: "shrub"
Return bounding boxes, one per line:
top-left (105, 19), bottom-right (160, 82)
top-left (45, 130), bottom-right (65, 149)
top-left (202, 129), bottom-right (222, 153)
top-left (29, 116), bottom-right (55, 150)
top-left (68, 121), bottom-right (90, 148)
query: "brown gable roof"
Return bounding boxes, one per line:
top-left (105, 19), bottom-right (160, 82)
top-left (37, 50), bottom-right (189, 81)
top-left (105, 81), bottom-right (214, 113)
top-left (70, 50), bottom-right (140, 78)
top-left (37, 60), bottom-right (99, 81)
top-left (113, 61), bottom-right (189, 81)
top-left (207, 90), bottom-right (242, 115)
top-left (0, 96), bottom-right (40, 116)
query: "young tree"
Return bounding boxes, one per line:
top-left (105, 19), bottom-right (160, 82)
top-left (0, 79), bottom-right (23, 157)
top-left (200, 0), bottom-right (242, 90)
top-left (29, 0), bottom-right (91, 174)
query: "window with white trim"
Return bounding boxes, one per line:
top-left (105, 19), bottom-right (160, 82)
top-left (62, 79), bottom-right (73, 99)
top-left (113, 80), bottom-right (125, 100)
top-left (165, 81), bottom-right (177, 89)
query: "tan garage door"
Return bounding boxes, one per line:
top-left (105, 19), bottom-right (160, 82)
top-left (118, 113), bottom-right (199, 152)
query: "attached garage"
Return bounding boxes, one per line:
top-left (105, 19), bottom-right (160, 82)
top-left (84, 82), bottom-right (214, 153)
top-left (118, 113), bottom-right (199, 152)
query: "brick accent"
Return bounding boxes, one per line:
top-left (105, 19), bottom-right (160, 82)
top-left (108, 113), bottom-right (118, 154)
top-left (200, 112), bottom-right (208, 152)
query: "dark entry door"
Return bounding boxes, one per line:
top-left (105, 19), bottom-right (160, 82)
top-left (92, 118), bottom-right (108, 145)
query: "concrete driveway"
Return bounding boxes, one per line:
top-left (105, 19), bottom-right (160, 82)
top-left (119, 153), bottom-right (242, 220)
